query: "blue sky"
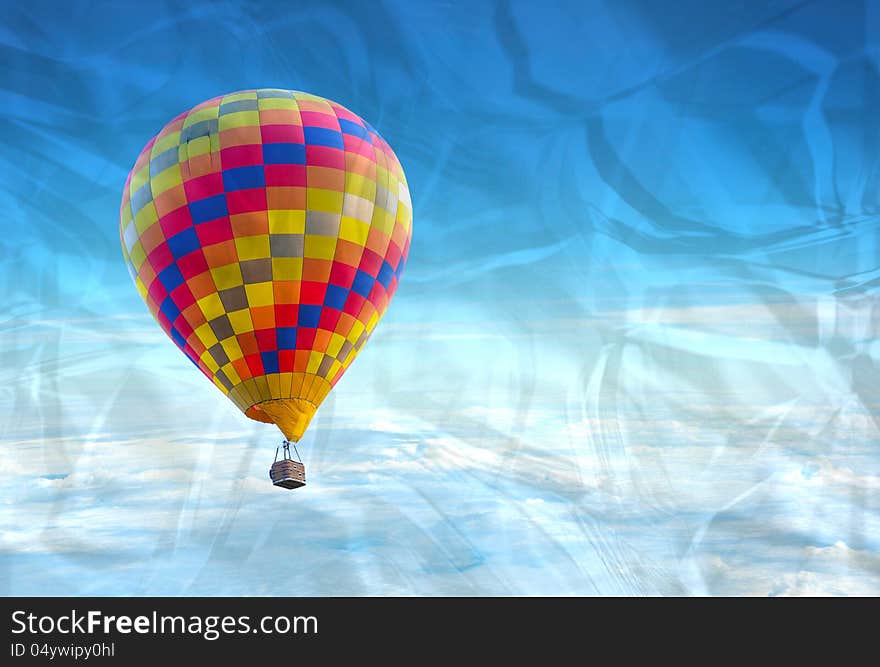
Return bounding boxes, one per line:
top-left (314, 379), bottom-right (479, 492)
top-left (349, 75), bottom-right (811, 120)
top-left (1, 0), bottom-right (879, 595)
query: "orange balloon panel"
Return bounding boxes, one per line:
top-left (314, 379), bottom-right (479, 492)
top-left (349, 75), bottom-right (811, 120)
top-left (119, 90), bottom-right (412, 440)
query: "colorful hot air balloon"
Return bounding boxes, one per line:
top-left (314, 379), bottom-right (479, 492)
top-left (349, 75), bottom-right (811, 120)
top-left (119, 89), bottom-right (412, 457)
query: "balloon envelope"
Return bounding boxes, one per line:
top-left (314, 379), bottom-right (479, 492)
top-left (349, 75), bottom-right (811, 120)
top-left (120, 89), bottom-right (412, 441)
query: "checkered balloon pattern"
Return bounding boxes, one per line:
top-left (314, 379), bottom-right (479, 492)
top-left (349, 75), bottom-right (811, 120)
top-left (120, 90), bottom-right (411, 439)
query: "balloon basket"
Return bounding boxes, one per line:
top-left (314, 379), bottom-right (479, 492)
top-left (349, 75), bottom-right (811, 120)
top-left (270, 459), bottom-right (306, 489)
top-left (269, 441), bottom-right (306, 489)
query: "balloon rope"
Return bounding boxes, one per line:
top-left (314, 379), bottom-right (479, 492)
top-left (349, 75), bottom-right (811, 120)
top-left (276, 440), bottom-right (301, 463)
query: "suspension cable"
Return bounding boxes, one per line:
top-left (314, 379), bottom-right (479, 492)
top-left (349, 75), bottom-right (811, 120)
top-left (276, 440), bottom-right (302, 463)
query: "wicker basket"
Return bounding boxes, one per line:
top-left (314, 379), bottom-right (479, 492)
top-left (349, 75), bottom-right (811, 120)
top-left (270, 459), bottom-right (306, 489)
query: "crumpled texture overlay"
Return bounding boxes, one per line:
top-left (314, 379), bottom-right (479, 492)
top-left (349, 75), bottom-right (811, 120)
top-left (1, 0), bottom-right (878, 595)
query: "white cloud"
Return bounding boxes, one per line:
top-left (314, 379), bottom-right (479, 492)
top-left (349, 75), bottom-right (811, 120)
top-left (768, 570), bottom-right (880, 597)
top-left (780, 458), bottom-right (880, 491)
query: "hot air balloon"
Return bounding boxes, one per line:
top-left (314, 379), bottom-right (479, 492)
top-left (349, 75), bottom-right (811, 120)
top-left (119, 89), bottom-right (412, 489)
